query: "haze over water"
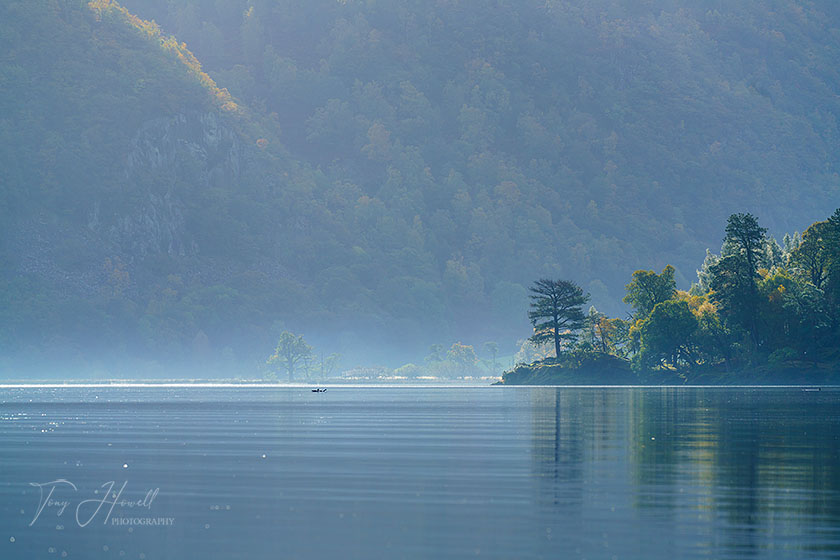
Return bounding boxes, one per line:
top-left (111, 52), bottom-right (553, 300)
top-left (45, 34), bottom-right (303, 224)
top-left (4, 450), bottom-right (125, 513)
top-left (1, 386), bottom-right (838, 559)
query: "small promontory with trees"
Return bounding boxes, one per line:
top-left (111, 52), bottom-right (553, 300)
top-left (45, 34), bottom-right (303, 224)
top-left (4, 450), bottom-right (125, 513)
top-left (500, 210), bottom-right (840, 385)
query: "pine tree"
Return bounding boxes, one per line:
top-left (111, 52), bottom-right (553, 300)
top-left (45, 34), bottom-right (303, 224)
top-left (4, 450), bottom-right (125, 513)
top-left (527, 279), bottom-right (589, 358)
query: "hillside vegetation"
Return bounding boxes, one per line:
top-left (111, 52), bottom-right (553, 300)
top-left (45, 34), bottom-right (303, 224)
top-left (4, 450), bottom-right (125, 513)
top-left (2, 0), bottom-right (839, 374)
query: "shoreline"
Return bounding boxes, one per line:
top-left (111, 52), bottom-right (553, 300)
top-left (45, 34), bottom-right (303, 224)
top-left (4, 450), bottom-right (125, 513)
top-left (497, 353), bottom-right (840, 386)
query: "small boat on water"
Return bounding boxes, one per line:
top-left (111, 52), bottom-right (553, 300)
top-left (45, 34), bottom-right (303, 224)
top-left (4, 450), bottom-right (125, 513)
top-left (803, 387), bottom-right (821, 392)
top-left (311, 388), bottom-right (327, 393)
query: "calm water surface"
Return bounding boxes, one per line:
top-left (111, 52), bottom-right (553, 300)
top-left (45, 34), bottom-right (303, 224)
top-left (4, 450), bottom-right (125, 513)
top-left (1, 386), bottom-right (839, 559)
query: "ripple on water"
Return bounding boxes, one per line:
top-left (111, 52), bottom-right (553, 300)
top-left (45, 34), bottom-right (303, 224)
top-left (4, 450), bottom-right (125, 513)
top-left (0, 387), bottom-right (839, 560)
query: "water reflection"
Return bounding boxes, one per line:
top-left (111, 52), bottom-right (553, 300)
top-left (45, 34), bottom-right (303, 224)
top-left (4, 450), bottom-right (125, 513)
top-left (530, 387), bottom-right (840, 558)
top-left (1, 387), bottom-right (839, 559)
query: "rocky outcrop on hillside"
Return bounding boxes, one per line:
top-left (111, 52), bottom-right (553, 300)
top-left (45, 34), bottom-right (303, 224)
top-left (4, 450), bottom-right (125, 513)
top-left (124, 111), bottom-right (242, 186)
top-left (107, 111), bottom-right (244, 258)
top-left (8, 110), bottom-right (247, 299)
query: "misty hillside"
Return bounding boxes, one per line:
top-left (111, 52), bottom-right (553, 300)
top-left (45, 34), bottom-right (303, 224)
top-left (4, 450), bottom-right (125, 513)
top-left (2, 0), bottom-right (839, 373)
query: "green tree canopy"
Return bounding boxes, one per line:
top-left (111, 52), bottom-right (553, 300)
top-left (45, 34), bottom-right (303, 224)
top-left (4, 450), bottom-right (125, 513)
top-left (710, 213), bottom-right (769, 352)
top-left (790, 220), bottom-right (832, 289)
top-left (623, 265), bottom-right (677, 318)
top-left (267, 331), bottom-right (312, 382)
top-left (724, 213), bottom-right (768, 274)
top-left (636, 300), bottom-right (699, 372)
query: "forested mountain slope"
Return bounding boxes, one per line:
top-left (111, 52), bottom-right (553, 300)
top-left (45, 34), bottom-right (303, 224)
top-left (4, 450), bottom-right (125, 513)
top-left (119, 0), bottom-right (840, 305)
top-left (2, 0), bottom-right (839, 374)
top-left (1, 0), bottom-right (297, 372)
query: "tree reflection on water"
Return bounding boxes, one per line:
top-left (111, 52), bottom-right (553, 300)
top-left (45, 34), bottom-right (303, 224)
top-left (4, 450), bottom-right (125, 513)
top-left (529, 387), bottom-right (840, 557)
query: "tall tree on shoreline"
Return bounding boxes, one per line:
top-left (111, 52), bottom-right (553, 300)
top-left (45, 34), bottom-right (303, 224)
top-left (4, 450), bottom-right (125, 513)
top-left (528, 279), bottom-right (589, 358)
top-left (710, 213), bottom-right (767, 351)
top-left (267, 331), bottom-right (313, 382)
top-left (725, 213), bottom-right (768, 274)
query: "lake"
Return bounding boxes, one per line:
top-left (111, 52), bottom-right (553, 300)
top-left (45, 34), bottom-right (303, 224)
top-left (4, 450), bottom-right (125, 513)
top-left (1, 386), bottom-right (839, 559)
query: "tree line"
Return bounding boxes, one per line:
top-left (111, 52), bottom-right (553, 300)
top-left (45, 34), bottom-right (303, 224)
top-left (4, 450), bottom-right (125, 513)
top-left (267, 332), bottom-right (503, 382)
top-left (525, 210), bottom-right (840, 377)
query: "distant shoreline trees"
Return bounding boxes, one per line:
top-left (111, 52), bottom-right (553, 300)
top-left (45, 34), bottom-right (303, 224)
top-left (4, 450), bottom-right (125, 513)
top-left (267, 331), bottom-right (312, 382)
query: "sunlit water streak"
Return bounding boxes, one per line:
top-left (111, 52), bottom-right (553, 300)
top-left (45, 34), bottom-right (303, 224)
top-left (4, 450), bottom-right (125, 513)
top-left (0, 387), bottom-right (838, 559)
